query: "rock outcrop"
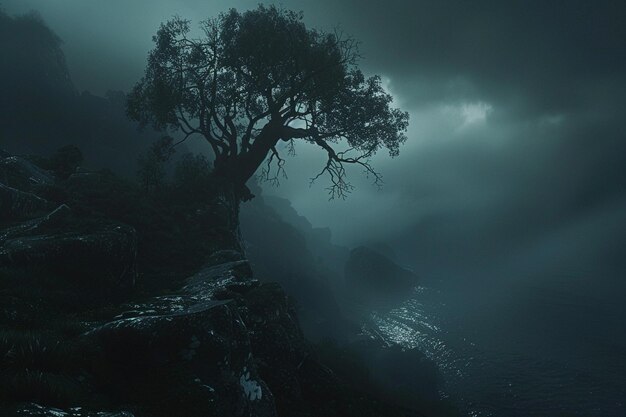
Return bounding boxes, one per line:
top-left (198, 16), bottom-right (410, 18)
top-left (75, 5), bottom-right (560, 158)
top-left (0, 149), bottom-right (449, 417)
top-left (0, 219), bottom-right (137, 292)
top-left (0, 155), bottom-right (55, 191)
top-left (86, 260), bottom-right (276, 417)
top-left (345, 246), bottom-right (418, 298)
top-left (240, 186), bottom-right (350, 342)
top-left (0, 151), bottom-right (138, 296)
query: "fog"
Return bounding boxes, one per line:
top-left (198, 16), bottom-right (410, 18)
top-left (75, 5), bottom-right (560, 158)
top-left (4, 0), bottom-right (625, 310)
top-left (4, 0), bottom-right (625, 315)
top-left (2, 1), bottom-right (625, 415)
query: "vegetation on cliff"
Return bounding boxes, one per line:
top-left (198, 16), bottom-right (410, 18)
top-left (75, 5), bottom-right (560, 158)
top-left (0, 7), bottom-right (458, 417)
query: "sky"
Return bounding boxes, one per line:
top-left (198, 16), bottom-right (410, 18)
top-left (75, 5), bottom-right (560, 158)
top-left (3, 0), bottom-right (626, 290)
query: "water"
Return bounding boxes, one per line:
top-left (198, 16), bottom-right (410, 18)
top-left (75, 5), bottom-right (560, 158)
top-left (368, 276), bottom-right (626, 416)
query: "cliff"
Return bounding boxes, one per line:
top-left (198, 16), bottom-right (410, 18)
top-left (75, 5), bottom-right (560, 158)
top-left (0, 10), bottom-right (166, 178)
top-left (0, 11), bottom-right (457, 416)
top-left (0, 149), bottom-right (456, 417)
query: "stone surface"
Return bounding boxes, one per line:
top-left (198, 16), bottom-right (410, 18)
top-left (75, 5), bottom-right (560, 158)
top-left (0, 148), bottom-right (443, 417)
top-left (206, 249), bottom-right (245, 266)
top-left (87, 260), bottom-right (276, 417)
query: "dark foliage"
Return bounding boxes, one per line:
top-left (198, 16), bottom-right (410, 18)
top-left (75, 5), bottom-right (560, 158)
top-left (128, 5), bottom-right (409, 199)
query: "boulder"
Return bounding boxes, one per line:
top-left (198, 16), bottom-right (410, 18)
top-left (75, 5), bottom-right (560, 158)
top-left (344, 246), bottom-right (418, 297)
top-left (182, 260), bottom-right (255, 300)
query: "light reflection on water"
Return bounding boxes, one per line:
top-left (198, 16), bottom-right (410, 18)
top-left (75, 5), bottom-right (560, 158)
top-left (366, 281), bottom-right (626, 417)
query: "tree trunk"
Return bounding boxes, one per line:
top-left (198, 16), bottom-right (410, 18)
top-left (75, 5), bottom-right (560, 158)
top-left (214, 121), bottom-right (281, 194)
top-left (213, 178), bottom-right (246, 254)
top-left (209, 122), bottom-right (282, 252)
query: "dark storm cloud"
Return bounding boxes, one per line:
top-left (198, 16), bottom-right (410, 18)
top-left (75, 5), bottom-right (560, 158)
top-left (386, 112), bottom-right (626, 278)
top-left (276, 98), bottom-right (626, 276)
top-left (299, 0), bottom-right (626, 114)
top-left (2, 0), bottom-right (625, 285)
top-left (281, 0), bottom-right (626, 282)
top-left (5, 0), bottom-right (624, 112)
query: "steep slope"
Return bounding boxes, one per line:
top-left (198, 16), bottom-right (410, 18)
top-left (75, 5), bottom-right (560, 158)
top-left (0, 10), bottom-right (161, 178)
top-left (0, 150), bottom-right (436, 417)
top-left (240, 186), bottom-right (350, 341)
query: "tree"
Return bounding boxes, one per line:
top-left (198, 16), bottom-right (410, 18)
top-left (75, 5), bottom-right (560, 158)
top-left (128, 5), bottom-right (408, 201)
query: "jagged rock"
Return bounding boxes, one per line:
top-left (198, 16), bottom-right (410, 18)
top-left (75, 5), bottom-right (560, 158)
top-left (0, 155), bottom-right (55, 191)
top-left (87, 260), bottom-right (276, 417)
top-left (0, 220), bottom-right (137, 292)
top-left (182, 260), bottom-right (255, 300)
top-left (237, 282), bottom-right (314, 416)
top-left (237, 282), bottom-right (425, 417)
top-left (0, 183), bottom-right (52, 222)
top-left (240, 190), bottom-right (348, 342)
top-left (206, 249), bottom-right (245, 266)
top-left (0, 150), bottom-right (438, 417)
top-left (84, 258), bottom-right (384, 417)
top-left (345, 246), bottom-right (418, 297)
top-left (1, 204), bottom-right (72, 241)
top-left (178, 263), bottom-right (339, 417)
top-left (13, 403), bottom-right (134, 416)
top-left (109, 261), bottom-right (258, 320)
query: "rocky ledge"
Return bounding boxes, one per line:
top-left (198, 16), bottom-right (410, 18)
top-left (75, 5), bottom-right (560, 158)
top-left (5, 254), bottom-right (431, 417)
top-left (0, 149), bottom-right (452, 417)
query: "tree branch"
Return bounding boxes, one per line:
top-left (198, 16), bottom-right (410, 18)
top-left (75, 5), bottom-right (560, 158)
top-left (310, 136), bottom-right (382, 199)
top-left (259, 146), bottom-right (287, 186)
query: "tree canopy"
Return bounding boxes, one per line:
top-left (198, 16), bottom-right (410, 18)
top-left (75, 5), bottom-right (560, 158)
top-left (128, 5), bottom-right (409, 200)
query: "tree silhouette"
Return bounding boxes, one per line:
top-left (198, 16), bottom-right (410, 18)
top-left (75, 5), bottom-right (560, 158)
top-left (128, 5), bottom-right (409, 201)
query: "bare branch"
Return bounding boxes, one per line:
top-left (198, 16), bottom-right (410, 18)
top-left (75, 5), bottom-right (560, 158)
top-left (309, 136), bottom-right (382, 199)
top-left (259, 146), bottom-right (288, 187)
